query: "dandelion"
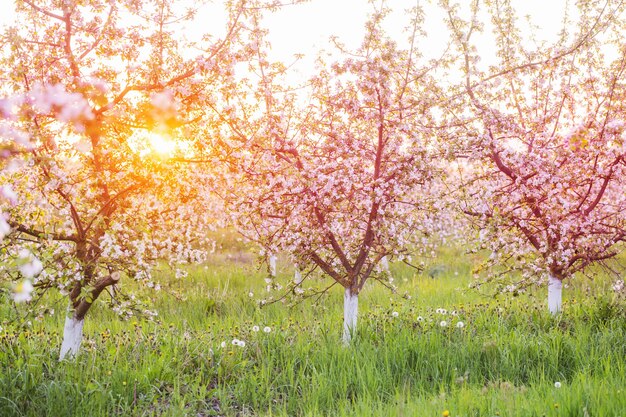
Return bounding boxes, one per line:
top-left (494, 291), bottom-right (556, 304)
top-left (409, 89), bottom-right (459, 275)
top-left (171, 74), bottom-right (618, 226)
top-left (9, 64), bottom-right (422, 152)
top-left (12, 279), bottom-right (34, 303)
top-left (442, 410), bottom-right (450, 417)
top-left (252, 325), bottom-right (260, 332)
top-left (263, 326), bottom-right (271, 333)
top-left (391, 311), bottom-right (399, 318)
top-left (456, 321), bottom-right (465, 328)
top-left (554, 381), bottom-right (561, 388)
top-left (440, 320), bottom-right (448, 327)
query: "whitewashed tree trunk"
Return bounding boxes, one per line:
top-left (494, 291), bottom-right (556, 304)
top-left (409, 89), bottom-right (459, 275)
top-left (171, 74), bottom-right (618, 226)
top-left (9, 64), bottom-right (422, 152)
top-left (381, 255), bottom-right (389, 272)
top-left (294, 265), bottom-right (303, 284)
top-left (269, 254), bottom-right (277, 278)
top-left (59, 315), bottom-right (84, 360)
top-left (342, 287), bottom-right (358, 345)
top-left (548, 275), bottom-right (562, 314)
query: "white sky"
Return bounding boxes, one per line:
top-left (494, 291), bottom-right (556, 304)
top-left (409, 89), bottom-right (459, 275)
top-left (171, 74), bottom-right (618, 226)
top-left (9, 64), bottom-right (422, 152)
top-left (0, 0), bottom-right (571, 78)
top-left (257, 0), bottom-right (570, 78)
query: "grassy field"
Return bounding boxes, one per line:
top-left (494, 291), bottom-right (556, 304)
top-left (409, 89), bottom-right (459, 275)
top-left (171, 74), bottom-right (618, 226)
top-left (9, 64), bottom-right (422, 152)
top-left (1, 244), bottom-right (625, 416)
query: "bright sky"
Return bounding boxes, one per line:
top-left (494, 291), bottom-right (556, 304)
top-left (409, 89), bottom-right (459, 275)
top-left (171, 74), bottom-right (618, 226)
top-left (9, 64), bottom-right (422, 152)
top-left (0, 0), bottom-right (583, 155)
top-left (259, 0), bottom-right (567, 75)
top-left (0, 0), bottom-right (569, 72)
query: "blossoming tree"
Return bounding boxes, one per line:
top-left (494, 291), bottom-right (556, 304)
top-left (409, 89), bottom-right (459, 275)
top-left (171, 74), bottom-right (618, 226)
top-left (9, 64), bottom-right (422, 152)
top-left (442, 0), bottom-right (626, 313)
top-left (0, 0), bottom-right (248, 359)
top-left (211, 4), bottom-right (445, 343)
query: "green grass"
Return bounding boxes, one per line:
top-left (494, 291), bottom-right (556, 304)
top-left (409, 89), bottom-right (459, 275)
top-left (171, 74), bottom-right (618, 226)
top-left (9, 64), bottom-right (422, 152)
top-left (1, 246), bottom-right (624, 416)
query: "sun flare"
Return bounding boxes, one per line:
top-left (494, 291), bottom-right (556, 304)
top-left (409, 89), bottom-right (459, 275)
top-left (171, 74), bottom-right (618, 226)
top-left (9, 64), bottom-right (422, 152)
top-left (128, 130), bottom-right (186, 158)
top-left (147, 132), bottom-right (177, 155)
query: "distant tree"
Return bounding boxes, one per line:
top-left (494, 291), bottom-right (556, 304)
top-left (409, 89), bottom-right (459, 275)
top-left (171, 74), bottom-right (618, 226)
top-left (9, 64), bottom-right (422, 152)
top-left (210, 3), bottom-right (446, 343)
top-left (442, 0), bottom-right (626, 313)
top-left (0, 0), bottom-right (247, 359)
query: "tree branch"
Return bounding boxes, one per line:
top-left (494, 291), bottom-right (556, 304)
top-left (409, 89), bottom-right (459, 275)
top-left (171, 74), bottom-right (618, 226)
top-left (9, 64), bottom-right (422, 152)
top-left (73, 272), bottom-right (120, 320)
top-left (9, 221), bottom-right (78, 242)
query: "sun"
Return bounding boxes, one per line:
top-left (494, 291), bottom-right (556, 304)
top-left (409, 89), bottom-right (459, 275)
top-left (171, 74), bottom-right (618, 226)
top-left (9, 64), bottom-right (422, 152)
top-left (147, 132), bottom-right (177, 155)
top-left (128, 130), bottom-right (183, 158)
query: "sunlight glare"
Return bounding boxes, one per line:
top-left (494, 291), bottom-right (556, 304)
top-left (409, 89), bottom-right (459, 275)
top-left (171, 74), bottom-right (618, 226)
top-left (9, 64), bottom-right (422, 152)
top-left (148, 132), bottom-right (177, 156)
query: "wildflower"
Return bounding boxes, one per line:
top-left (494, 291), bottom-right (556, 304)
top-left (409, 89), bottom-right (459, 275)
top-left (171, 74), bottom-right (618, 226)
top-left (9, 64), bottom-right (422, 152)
top-left (263, 326), bottom-right (271, 333)
top-left (417, 316), bottom-right (424, 322)
top-left (612, 280), bottom-right (624, 292)
top-left (554, 381), bottom-right (561, 388)
top-left (442, 410), bottom-right (450, 417)
top-left (391, 311), bottom-right (399, 318)
top-left (248, 291), bottom-right (254, 297)
top-left (13, 279), bottom-right (34, 303)
top-left (220, 341), bottom-right (226, 348)
top-left (440, 320), bottom-right (448, 327)
top-left (252, 325), bottom-right (260, 332)
top-left (456, 321), bottom-right (465, 329)
top-left (231, 338), bottom-right (246, 347)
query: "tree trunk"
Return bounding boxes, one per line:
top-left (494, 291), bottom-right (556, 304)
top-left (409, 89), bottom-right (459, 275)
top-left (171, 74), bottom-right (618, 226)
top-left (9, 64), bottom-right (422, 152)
top-left (294, 265), bottom-right (303, 284)
top-left (548, 275), bottom-right (562, 314)
top-left (381, 256), bottom-right (390, 275)
top-left (269, 254), bottom-right (277, 278)
top-left (60, 272), bottom-right (119, 360)
top-left (59, 313), bottom-right (84, 360)
top-left (342, 287), bottom-right (358, 345)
